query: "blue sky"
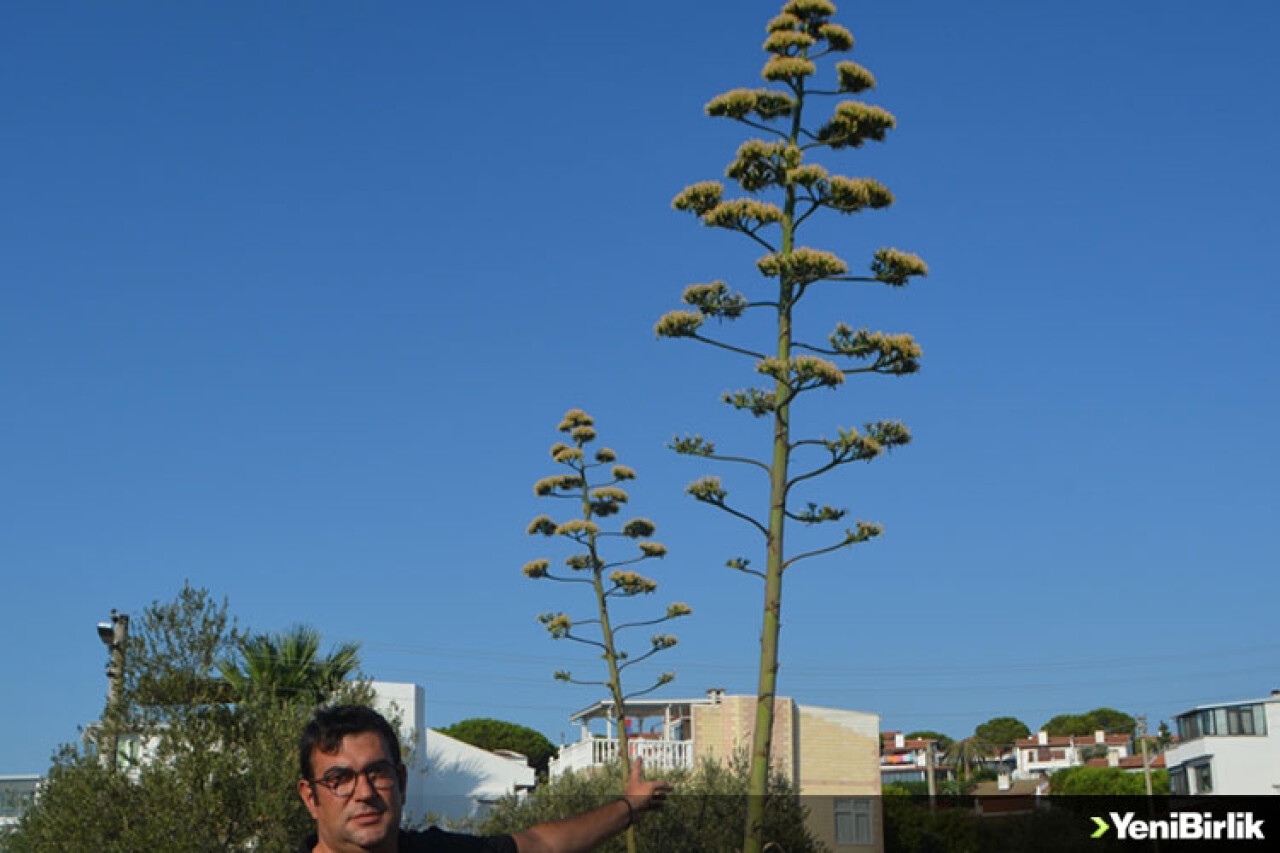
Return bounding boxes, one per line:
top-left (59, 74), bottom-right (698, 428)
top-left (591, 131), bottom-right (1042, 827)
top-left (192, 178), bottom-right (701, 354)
top-left (4, 0), bottom-right (1279, 771)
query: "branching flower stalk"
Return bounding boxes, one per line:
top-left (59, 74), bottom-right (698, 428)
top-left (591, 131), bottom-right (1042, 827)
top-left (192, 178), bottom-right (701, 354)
top-left (524, 409), bottom-right (690, 853)
top-left (657, 4), bottom-right (927, 852)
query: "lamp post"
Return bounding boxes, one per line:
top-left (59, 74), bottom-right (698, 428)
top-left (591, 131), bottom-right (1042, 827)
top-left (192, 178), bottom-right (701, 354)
top-left (96, 610), bottom-right (129, 769)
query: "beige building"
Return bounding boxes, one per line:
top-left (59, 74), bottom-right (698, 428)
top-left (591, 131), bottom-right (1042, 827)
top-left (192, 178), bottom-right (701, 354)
top-left (551, 689), bottom-right (882, 851)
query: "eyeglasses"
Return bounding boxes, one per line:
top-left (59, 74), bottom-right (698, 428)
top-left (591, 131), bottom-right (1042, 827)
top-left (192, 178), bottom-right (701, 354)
top-left (309, 760), bottom-right (399, 798)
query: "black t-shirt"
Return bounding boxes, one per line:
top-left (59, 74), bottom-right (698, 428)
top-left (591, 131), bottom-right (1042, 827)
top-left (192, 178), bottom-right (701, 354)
top-left (297, 827), bottom-right (517, 852)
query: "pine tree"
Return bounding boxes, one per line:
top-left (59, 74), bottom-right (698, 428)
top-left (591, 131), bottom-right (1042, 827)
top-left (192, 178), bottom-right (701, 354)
top-left (656, 4), bottom-right (927, 850)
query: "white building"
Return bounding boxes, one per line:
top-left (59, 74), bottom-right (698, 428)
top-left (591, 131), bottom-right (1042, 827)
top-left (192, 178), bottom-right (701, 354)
top-left (0, 774), bottom-right (42, 832)
top-left (1165, 691), bottom-right (1280, 795)
top-left (369, 681), bottom-right (535, 824)
top-left (1012, 730), bottom-right (1131, 781)
top-left (550, 689), bottom-right (882, 852)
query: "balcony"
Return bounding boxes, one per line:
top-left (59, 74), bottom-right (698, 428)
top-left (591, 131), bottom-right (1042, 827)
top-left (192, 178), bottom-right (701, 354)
top-left (550, 736), bottom-right (695, 777)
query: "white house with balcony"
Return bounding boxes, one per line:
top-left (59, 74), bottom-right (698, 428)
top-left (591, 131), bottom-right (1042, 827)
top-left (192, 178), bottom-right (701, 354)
top-left (550, 695), bottom-right (697, 776)
top-left (1165, 690), bottom-right (1280, 795)
top-left (1012, 730), bottom-right (1131, 781)
top-left (551, 689), bottom-right (883, 852)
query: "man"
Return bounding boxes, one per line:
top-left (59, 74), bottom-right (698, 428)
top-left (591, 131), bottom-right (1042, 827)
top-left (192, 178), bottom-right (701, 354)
top-left (298, 705), bottom-right (672, 853)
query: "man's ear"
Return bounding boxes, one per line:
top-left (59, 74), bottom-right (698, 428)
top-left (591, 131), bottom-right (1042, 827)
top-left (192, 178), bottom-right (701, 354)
top-left (298, 779), bottom-right (321, 819)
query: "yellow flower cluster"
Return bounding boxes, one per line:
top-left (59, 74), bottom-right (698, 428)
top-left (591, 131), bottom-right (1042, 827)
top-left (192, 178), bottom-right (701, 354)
top-left (686, 476), bottom-right (727, 502)
top-left (726, 138), bottom-right (797, 191)
top-left (681, 281), bottom-right (739, 317)
top-left (638, 541), bottom-right (668, 558)
top-left (783, 0), bottom-right (837, 19)
top-left (594, 447), bottom-right (617, 463)
top-left (522, 559), bottom-right (549, 578)
top-left (819, 101), bottom-right (896, 149)
top-left (757, 355), bottom-right (844, 387)
top-left (610, 571), bottom-right (658, 595)
top-left (591, 486), bottom-right (629, 504)
top-left (702, 198), bottom-right (783, 230)
top-left (552, 445), bottom-right (584, 463)
top-left (558, 408), bottom-right (594, 431)
top-left (818, 23), bottom-right (853, 51)
top-left (556, 519), bottom-right (600, 537)
top-left (654, 309), bottom-right (705, 339)
top-left (622, 518), bottom-right (656, 538)
top-left (526, 515), bottom-right (557, 536)
top-left (830, 324), bottom-right (922, 371)
top-left (762, 55), bottom-right (816, 81)
top-left (826, 176), bottom-right (893, 212)
top-left (763, 30), bottom-right (815, 54)
top-left (786, 163), bottom-right (828, 187)
top-left (611, 465), bottom-right (637, 481)
top-left (835, 61), bottom-right (875, 93)
top-left (666, 602), bottom-right (693, 618)
top-left (766, 12), bottom-right (800, 33)
top-left (756, 247), bottom-right (849, 284)
top-left (871, 247), bottom-right (929, 285)
top-left (671, 181), bottom-right (723, 215)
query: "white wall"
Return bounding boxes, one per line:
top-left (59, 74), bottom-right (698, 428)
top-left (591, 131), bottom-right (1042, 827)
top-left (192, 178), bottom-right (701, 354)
top-left (367, 681), bottom-right (534, 825)
top-left (1167, 701), bottom-right (1280, 795)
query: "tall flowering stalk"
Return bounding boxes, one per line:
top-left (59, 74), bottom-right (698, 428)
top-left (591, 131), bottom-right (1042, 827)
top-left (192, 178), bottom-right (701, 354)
top-left (524, 410), bottom-right (689, 821)
top-left (656, 3), bottom-right (927, 851)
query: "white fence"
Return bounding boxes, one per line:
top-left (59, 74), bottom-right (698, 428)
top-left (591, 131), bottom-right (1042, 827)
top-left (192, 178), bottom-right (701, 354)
top-left (550, 738), bottom-right (694, 777)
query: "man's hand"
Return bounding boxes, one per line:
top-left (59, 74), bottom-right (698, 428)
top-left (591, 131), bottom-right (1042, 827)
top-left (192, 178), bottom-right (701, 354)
top-left (622, 756), bottom-right (672, 824)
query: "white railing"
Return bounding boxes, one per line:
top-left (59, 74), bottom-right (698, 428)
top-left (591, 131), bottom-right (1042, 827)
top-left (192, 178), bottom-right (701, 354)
top-left (550, 738), bottom-right (694, 777)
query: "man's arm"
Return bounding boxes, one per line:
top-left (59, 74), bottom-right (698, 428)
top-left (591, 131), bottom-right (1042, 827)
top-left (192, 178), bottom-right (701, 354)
top-left (511, 758), bottom-right (671, 853)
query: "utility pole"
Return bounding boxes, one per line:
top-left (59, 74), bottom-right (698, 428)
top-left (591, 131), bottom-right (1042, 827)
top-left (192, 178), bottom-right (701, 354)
top-left (925, 739), bottom-right (937, 811)
top-left (1137, 714), bottom-right (1154, 796)
top-left (96, 609), bottom-right (129, 770)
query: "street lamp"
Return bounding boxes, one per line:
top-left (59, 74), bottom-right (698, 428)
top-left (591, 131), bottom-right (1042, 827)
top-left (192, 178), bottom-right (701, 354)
top-left (97, 610), bottom-right (129, 769)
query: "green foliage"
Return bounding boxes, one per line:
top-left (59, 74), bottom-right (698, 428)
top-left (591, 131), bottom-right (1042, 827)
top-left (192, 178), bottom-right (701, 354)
top-left (943, 737), bottom-right (994, 781)
top-left (973, 716), bottom-right (1030, 749)
top-left (437, 718), bottom-right (557, 778)
top-left (478, 758), bottom-right (822, 853)
top-left (1049, 766), bottom-right (1169, 795)
top-left (1042, 708), bottom-right (1136, 737)
top-left (8, 584), bottom-right (372, 853)
top-left (904, 730), bottom-right (954, 753)
top-left (660, 5), bottom-right (926, 850)
top-left (219, 624), bottom-right (360, 705)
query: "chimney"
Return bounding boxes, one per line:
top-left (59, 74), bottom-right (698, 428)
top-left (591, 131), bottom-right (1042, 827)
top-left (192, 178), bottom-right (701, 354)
top-left (895, 733), bottom-right (905, 749)
top-left (707, 688), bottom-right (724, 705)
top-left (1037, 731), bottom-right (1048, 745)
top-left (1107, 751), bottom-right (1119, 767)
top-left (1271, 688), bottom-right (1279, 697)
top-left (1095, 730), bottom-right (1105, 744)
top-left (998, 771), bottom-right (1011, 791)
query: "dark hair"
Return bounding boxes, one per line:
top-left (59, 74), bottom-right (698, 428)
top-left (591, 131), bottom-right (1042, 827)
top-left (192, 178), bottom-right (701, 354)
top-left (299, 705), bottom-right (403, 781)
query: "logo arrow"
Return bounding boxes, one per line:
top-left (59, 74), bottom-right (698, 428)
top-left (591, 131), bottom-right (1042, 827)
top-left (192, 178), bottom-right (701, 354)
top-left (1091, 816), bottom-right (1110, 839)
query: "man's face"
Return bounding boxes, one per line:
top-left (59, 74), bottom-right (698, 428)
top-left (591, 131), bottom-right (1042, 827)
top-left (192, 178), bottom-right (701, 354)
top-left (299, 731), bottom-right (406, 853)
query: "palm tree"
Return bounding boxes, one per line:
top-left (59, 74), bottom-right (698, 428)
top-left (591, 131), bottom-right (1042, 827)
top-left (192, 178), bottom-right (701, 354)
top-left (944, 736), bottom-right (995, 781)
top-left (220, 625), bottom-right (360, 705)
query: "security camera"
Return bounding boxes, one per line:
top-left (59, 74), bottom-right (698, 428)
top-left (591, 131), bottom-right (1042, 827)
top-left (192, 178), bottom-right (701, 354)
top-left (97, 622), bottom-right (114, 645)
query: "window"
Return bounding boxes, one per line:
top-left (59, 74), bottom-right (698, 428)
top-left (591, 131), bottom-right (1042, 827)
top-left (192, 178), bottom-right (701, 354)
top-left (1193, 762), bottom-right (1213, 794)
top-left (1225, 704), bottom-right (1266, 735)
top-left (834, 797), bottom-right (873, 846)
top-left (1178, 704), bottom-right (1267, 740)
top-left (1169, 768), bottom-right (1188, 795)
